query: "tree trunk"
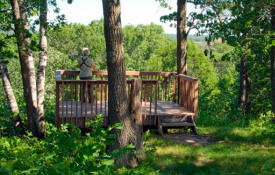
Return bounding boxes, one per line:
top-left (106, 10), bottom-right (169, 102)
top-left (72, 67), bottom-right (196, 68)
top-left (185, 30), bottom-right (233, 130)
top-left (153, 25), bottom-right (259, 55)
top-left (102, 0), bottom-right (143, 167)
top-left (129, 78), bottom-right (145, 161)
top-left (177, 0), bottom-right (187, 75)
top-left (238, 43), bottom-right (251, 114)
top-left (271, 4), bottom-right (275, 113)
top-left (0, 63), bottom-right (19, 115)
top-left (36, 0), bottom-right (48, 138)
top-left (245, 65), bottom-right (251, 114)
top-left (10, 0), bottom-right (38, 135)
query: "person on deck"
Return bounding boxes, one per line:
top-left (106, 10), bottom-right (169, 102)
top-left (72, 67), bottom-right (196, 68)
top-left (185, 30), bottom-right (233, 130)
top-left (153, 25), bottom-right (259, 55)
top-left (78, 48), bottom-right (96, 102)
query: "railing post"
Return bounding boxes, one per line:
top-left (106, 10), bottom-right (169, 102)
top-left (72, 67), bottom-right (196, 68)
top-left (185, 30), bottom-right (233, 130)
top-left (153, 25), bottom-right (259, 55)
top-left (193, 80), bottom-right (198, 122)
top-left (178, 76), bottom-right (183, 106)
top-left (173, 75), bottom-right (177, 103)
top-left (56, 81), bottom-right (60, 127)
top-left (55, 70), bottom-right (62, 128)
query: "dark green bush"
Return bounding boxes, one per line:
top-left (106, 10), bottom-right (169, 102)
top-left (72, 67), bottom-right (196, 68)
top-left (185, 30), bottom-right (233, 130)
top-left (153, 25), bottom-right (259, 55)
top-left (0, 115), bottom-right (117, 175)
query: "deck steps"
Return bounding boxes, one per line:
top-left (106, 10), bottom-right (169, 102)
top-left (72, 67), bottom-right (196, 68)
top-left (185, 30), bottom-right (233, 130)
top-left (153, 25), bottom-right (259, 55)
top-left (158, 115), bottom-right (198, 136)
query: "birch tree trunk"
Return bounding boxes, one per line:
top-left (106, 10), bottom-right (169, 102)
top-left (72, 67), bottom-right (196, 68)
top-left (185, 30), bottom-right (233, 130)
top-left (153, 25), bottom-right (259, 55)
top-left (102, 0), bottom-right (144, 167)
top-left (10, 0), bottom-right (38, 135)
top-left (36, 0), bottom-right (48, 138)
top-left (177, 0), bottom-right (187, 75)
top-left (0, 63), bottom-right (19, 115)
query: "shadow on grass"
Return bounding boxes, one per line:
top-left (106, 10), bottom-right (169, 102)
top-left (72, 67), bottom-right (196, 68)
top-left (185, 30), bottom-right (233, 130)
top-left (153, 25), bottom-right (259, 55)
top-left (142, 129), bottom-right (275, 175)
top-left (146, 153), bottom-right (274, 175)
top-left (198, 126), bottom-right (275, 145)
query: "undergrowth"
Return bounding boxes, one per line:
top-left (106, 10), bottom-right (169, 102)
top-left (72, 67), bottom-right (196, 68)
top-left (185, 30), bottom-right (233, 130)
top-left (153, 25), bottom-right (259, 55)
top-left (0, 116), bottom-right (119, 174)
top-left (0, 111), bottom-right (274, 175)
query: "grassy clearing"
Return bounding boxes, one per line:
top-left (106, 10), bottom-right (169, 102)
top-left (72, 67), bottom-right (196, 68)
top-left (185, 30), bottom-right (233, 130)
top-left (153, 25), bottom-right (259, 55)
top-left (140, 126), bottom-right (275, 175)
top-left (0, 120), bottom-right (274, 174)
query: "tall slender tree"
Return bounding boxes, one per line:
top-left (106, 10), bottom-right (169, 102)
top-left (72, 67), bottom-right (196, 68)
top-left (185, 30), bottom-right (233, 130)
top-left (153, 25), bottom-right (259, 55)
top-left (102, 0), bottom-right (144, 167)
top-left (187, 0), bottom-right (262, 114)
top-left (0, 1), bottom-right (22, 127)
top-left (238, 42), bottom-right (251, 114)
top-left (36, 0), bottom-right (48, 137)
top-left (177, 0), bottom-right (187, 74)
top-left (0, 63), bottom-right (19, 116)
top-left (271, 3), bottom-right (275, 113)
top-left (10, 0), bottom-right (38, 134)
top-left (157, 0), bottom-right (188, 75)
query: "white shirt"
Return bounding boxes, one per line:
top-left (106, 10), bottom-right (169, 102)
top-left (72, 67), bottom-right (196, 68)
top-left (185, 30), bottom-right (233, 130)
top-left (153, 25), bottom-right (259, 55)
top-left (78, 56), bottom-right (93, 78)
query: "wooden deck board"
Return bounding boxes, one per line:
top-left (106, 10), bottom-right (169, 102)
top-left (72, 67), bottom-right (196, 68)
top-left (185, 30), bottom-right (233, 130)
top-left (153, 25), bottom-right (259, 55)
top-left (58, 101), bottom-right (195, 118)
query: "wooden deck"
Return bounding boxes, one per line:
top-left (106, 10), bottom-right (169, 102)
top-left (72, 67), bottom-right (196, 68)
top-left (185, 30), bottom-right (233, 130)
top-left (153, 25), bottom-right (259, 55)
top-left (58, 101), bottom-right (195, 127)
top-left (56, 70), bottom-right (199, 133)
top-left (58, 101), bottom-right (194, 117)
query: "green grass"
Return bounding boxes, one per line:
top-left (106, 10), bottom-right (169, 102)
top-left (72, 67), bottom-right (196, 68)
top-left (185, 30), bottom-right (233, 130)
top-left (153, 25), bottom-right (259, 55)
top-left (1, 119), bottom-right (274, 174)
top-left (140, 126), bottom-right (275, 175)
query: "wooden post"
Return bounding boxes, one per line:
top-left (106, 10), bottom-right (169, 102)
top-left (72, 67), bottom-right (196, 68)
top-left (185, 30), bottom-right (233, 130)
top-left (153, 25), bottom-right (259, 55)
top-left (56, 82), bottom-right (60, 127)
top-left (129, 78), bottom-right (145, 160)
top-left (193, 80), bottom-right (198, 122)
top-left (173, 76), bottom-right (177, 103)
top-left (129, 78), bottom-right (142, 126)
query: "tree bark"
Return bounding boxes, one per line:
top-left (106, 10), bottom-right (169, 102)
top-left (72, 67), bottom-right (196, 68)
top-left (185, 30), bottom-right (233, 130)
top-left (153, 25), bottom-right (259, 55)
top-left (271, 4), bottom-right (275, 113)
top-left (129, 78), bottom-right (145, 161)
top-left (177, 0), bottom-right (187, 75)
top-left (36, 0), bottom-right (48, 138)
top-left (102, 0), bottom-right (143, 168)
top-left (0, 63), bottom-right (19, 115)
top-left (10, 0), bottom-right (38, 135)
top-left (238, 43), bottom-right (251, 114)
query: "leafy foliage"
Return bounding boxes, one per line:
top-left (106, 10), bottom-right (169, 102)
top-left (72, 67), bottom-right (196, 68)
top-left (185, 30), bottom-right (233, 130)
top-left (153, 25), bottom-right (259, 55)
top-left (0, 116), bottom-right (115, 175)
top-left (47, 20), bottom-right (106, 69)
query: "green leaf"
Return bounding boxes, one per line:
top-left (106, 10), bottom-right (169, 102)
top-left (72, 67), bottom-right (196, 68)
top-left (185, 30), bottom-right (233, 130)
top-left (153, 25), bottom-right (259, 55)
top-left (124, 144), bottom-right (135, 150)
top-left (112, 123), bottom-right (123, 130)
top-left (102, 159), bottom-right (114, 166)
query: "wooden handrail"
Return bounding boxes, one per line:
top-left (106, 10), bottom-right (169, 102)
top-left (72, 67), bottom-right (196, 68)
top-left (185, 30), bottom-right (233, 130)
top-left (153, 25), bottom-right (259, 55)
top-left (55, 70), bottom-right (198, 104)
top-left (56, 79), bottom-right (158, 85)
top-left (177, 74), bottom-right (198, 82)
top-left (55, 70), bottom-right (177, 79)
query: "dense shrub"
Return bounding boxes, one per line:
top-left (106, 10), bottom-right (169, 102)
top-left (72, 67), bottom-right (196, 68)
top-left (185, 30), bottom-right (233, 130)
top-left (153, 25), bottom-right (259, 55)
top-left (0, 116), bottom-right (116, 175)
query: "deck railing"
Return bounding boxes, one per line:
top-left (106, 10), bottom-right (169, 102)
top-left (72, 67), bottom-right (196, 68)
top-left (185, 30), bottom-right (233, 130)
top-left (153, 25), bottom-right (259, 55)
top-left (56, 70), bottom-right (198, 127)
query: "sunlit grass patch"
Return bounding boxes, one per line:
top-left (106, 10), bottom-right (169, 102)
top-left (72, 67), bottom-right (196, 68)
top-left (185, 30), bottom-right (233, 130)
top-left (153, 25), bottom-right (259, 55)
top-left (143, 126), bottom-right (275, 175)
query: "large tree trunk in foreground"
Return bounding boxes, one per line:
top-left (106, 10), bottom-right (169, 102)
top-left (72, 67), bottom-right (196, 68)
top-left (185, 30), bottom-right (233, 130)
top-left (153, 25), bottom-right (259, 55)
top-left (238, 43), bottom-right (251, 114)
top-left (271, 4), bottom-right (275, 113)
top-left (10, 0), bottom-right (38, 135)
top-left (0, 63), bottom-right (19, 115)
top-left (177, 0), bottom-right (187, 75)
top-left (36, 0), bottom-right (48, 138)
top-left (102, 0), bottom-right (144, 167)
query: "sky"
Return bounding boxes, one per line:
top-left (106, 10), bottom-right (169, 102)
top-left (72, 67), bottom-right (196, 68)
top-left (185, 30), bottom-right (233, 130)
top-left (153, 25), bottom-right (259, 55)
top-left (49, 0), bottom-right (197, 34)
